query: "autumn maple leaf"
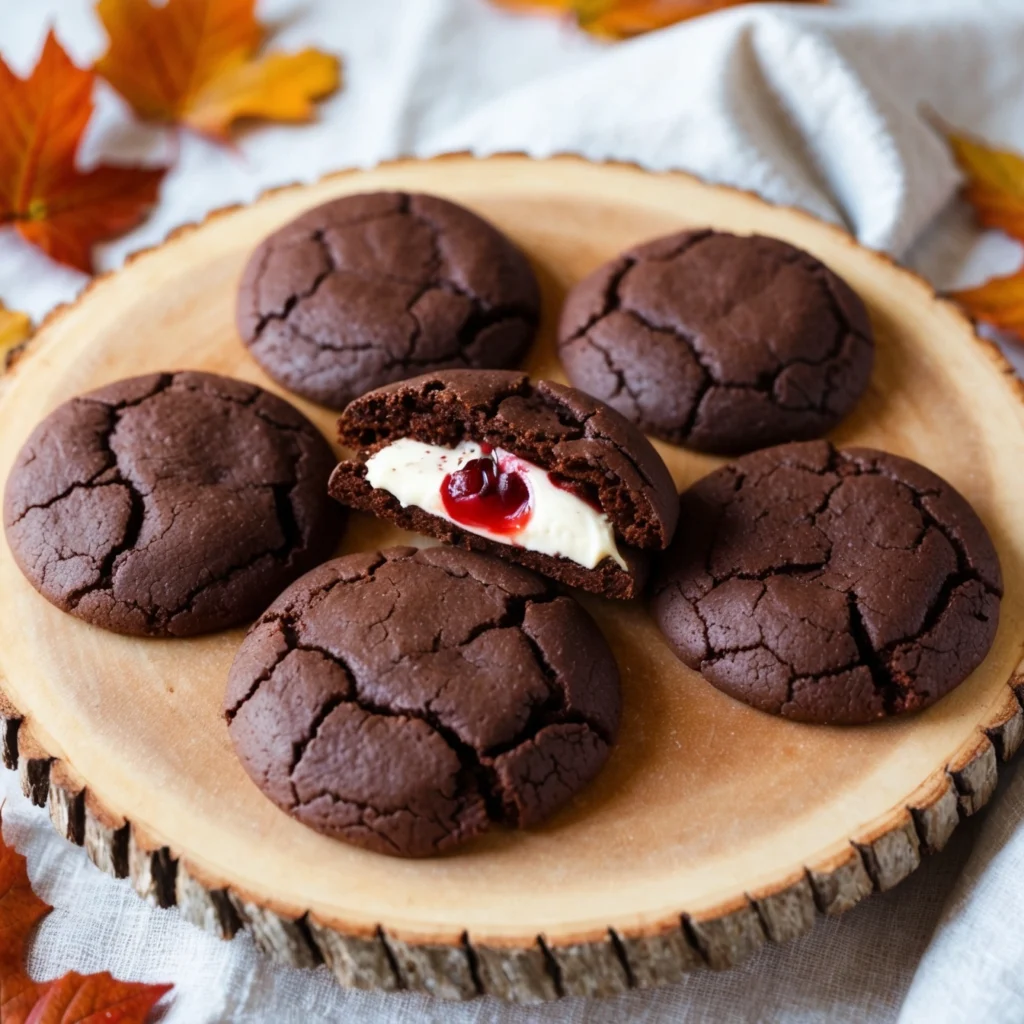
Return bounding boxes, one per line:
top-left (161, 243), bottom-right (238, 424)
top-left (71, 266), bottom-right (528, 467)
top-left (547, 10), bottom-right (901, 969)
top-left (22, 973), bottom-right (171, 1024)
top-left (95, 0), bottom-right (342, 140)
top-left (951, 271), bottom-right (1024, 341)
top-left (1, 966), bottom-right (50, 1024)
top-left (0, 809), bottom-right (52, 959)
top-left (0, 808), bottom-right (51, 1024)
top-left (0, 303), bottom-right (32, 369)
top-left (947, 132), bottom-right (1024, 242)
top-left (0, 31), bottom-right (164, 273)
top-left (493, 0), bottom-right (827, 39)
top-left (944, 130), bottom-right (1024, 343)
top-left (0, 810), bottom-right (171, 1024)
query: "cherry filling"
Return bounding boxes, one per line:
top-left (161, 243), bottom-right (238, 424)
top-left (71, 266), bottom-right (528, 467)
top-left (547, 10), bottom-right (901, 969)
top-left (441, 455), bottom-right (532, 534)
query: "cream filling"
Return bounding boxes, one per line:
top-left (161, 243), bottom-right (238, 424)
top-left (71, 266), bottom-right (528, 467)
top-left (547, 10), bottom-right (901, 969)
top-left (363, 438), bottom-right (628, 571)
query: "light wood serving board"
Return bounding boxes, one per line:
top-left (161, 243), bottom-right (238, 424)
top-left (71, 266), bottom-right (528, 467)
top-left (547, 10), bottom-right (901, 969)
top-left (2, 155), bottom-right (1024, 1003)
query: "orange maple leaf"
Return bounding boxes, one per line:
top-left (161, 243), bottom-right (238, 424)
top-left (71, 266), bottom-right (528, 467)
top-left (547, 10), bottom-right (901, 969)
top-left (0, 811), bottom-right (171, 1024)
top-left (946, 132), bottom-right (1024, 243)
top-left (0, 810), bottom-right (51, 957)
top-left (951, 271), bottom-right (1024, 342)
top-left (0, 807), bottom-right (51, 1024)
top-left (22, 973), bottom-right (170, 1024)
top-left (1, 961), bottom-right (49, 1024)
top-left (0, 303), bottom-right (32, 369)
top-left (0, 31), bottom-right (164, 273)
top-left (95, 0), bottom-right (342, 140)
top-left (493, 0), bottom-right (826, 38)
top-left (944, 129), bottom-right (1024, 342)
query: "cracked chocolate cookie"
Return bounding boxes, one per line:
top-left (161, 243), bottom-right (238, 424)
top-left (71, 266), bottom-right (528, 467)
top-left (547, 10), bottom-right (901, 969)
top-left (225, 545), bottom-right (621, 857)
top-left (327, 369), bottom-right (679, 600)
top-left (3, 372), bottom-right (343, 638)
top-left (236, 191), bottom-right (540, 409)
top-left (651, 441), bottom-right (1002, 724)
top-left (558, 230), bottom-right (874, 455)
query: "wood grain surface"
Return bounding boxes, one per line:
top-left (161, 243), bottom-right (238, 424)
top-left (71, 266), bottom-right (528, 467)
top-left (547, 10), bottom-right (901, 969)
top-left (1, 155), bottom-right (1022, 1001)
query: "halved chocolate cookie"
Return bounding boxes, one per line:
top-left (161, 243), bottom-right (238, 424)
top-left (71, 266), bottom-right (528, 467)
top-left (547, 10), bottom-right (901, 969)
top-left (327, 369), bottom-right (679, 599)
top-left (225, 546), bottom-right (621, 857)
top-left (651, 441), bottom-right (1003, 724)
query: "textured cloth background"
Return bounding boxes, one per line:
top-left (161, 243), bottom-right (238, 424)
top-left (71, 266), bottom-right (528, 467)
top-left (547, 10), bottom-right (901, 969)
top-left (2, 0), bottom-right (1024, 1021)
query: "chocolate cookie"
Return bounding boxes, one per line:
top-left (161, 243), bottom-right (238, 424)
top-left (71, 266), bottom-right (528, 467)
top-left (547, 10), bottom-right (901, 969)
top-left (651, 441), bottom-right (1002, 723)
top-left (3, 372), bottom-right (343, 638)
top-left (558, 230), bottom-right (874, 454)
top-left (236, 192), bottom-right (540, 409)
top-left (327, 369), bottom-right (679, 600)
top-left (225, 546), bottom-right (621, 857)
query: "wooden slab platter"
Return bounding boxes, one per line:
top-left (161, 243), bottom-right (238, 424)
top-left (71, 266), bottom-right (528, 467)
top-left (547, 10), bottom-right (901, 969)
top-left (2, 155), bottom-right (1024, 1003)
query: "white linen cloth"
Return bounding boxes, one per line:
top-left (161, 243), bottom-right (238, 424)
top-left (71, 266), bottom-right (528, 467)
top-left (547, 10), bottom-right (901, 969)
top-left (2, 0), bottom-right (1024, 1020)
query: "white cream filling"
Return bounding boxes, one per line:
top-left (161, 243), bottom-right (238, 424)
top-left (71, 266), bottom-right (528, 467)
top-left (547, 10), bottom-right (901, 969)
top-left (364, 438), bottom-right (628, 571)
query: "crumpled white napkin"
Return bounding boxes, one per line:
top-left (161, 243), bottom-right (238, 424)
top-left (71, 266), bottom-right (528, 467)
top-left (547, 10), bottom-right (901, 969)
top-left (2, 1), bottom-right (1024, 1022)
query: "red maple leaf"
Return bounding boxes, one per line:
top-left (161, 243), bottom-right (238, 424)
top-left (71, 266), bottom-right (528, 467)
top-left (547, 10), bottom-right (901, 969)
top-left (0, 30), bottom-right (164, 272)
top-left (0, 810), bottom-right (171, 1023)
top-left (22, 973), bottom-right (171, 1024)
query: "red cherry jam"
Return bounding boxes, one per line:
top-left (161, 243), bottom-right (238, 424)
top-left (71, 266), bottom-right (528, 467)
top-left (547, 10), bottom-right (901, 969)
top-left (441, 454), bottom-right (532, 534)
